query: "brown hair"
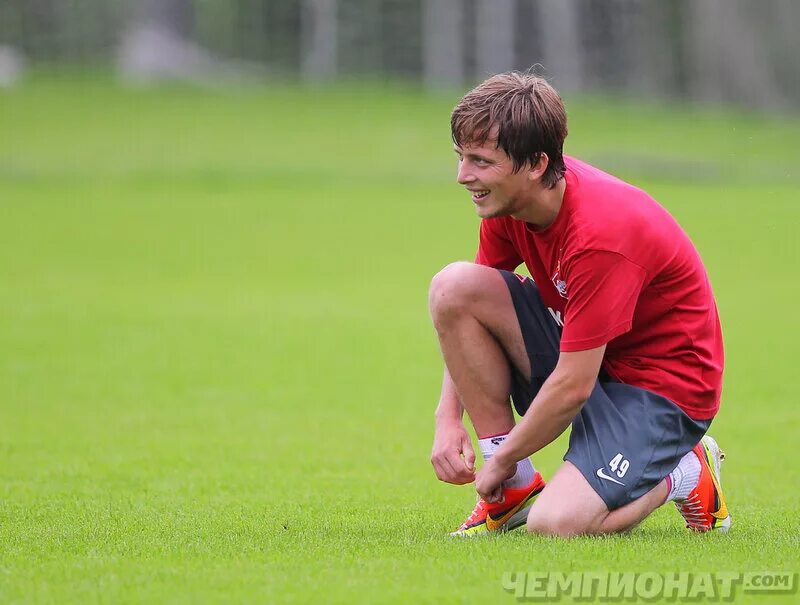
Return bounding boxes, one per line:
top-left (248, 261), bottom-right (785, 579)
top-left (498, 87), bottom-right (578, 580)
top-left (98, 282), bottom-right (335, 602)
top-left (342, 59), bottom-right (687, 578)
top-left (451, 72), bottom-right (568, 188)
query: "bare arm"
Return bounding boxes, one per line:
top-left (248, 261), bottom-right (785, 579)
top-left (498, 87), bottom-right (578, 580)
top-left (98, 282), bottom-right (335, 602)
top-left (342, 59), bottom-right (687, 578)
top-left (434, 368), bottom-right (463, 423)
top-left (431, 369), bottom-right (476, 485)
top-left (475, 345), bottom-right (606, 501)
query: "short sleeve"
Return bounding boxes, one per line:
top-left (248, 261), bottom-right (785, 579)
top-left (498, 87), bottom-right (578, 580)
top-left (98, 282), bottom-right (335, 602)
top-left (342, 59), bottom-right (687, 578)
top-left (475, 218), bottom-right (523, 271)
top-left (560, 250), bottom-right (648, 352)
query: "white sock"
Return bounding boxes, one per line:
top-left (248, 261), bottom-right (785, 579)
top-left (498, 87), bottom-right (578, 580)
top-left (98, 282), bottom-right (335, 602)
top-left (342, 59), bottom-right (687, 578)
top-left (665, 450), bottom-right (701, 502)
top-left (477, 434), bottom-right (536, 489)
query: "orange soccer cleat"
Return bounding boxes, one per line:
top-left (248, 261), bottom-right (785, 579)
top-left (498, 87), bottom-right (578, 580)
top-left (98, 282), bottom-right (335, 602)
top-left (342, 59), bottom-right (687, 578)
top-left (674, 436), bottom-right (732, 533)
top-left (450, 471), bottom-right (546, 537)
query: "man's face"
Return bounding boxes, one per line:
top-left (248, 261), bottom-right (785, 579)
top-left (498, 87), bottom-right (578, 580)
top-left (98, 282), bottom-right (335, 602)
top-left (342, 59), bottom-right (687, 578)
top-left (454, 140), bottom-right (531, 219)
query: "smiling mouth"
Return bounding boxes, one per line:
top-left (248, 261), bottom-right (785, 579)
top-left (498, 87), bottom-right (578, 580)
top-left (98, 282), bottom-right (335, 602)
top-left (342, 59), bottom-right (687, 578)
top-left (471, 190), bottom-right (489, 201)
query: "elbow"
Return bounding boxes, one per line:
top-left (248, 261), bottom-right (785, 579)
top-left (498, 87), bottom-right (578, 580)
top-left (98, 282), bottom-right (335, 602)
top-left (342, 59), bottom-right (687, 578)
top-left (562, 390), bottom-right (591, 417)
top-left (572, 383), bottom-right (594, 407)
top-left (553, 376), bottom-right (594, 415)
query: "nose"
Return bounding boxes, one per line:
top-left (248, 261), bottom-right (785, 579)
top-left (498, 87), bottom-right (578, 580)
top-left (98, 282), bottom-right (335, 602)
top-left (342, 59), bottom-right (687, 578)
top-left (457, 159), bottom-right (474, 185)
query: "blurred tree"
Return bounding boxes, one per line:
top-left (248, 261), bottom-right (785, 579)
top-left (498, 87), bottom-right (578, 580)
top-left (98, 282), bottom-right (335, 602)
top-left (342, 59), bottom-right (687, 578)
top-left (0, 0), bottom-right (797, 108)
top-left (423, 0), bottom-right (465, 89)
top-left (536, 0), bottom-right (583, 91)
top-left (302, 0), bottom-right (337, 82)
top-left (118, 0), bottom-right (230, 84)
top-left (475, 0), bottom-right (514, 79)
top-left (135, 0), bottom-right (194, 36)
top-left (685, 0), bottom-right (783, 108)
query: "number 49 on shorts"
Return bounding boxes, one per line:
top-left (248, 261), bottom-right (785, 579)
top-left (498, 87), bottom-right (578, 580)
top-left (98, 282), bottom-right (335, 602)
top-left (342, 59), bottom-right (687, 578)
top-left (608, 453), bottom-right (629, 478)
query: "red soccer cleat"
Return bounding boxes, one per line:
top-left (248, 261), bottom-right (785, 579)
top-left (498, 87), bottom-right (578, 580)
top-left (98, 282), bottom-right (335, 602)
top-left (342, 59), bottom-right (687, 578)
top-left (674, 436), bottom-right (732, 533)
top-left (450, 471), bottom-right (546, 536)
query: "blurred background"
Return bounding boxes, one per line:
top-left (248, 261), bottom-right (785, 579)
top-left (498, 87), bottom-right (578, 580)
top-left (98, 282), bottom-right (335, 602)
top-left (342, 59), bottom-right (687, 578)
top-left (1, 3), bottom-right (799, 602)
top-left (1, 0), bottom-right (799, 109)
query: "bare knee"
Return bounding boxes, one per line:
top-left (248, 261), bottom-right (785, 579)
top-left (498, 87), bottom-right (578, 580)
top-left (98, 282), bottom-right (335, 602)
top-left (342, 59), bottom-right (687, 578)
top-left (428, 261), bottom-right (487, 326)
top-left (525, 462), bottom-right (611, 537)
top-left (526, 509), bottom-right (589, 538)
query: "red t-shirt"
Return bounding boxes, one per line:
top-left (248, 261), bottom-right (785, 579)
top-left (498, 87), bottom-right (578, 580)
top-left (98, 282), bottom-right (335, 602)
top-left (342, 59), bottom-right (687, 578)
top-left (476, 156), bottom-right (723, 420)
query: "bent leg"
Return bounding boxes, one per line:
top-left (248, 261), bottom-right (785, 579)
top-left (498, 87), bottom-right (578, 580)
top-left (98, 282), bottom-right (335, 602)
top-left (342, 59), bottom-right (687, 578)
top-left (428, 262), bottom-right (531, 436)
top-left (526, 380), bottom-right (710, 536)
top-left (526, 461), bottom-right (667, 537)
top-left (598, 479), bottom-right (668, 534)
top-left (526, 462), bottom-right (606, 536)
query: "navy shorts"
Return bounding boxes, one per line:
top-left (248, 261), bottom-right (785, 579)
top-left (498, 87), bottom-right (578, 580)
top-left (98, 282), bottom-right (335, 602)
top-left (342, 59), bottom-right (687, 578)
top-left (500, 270), bottom-right (712, 511)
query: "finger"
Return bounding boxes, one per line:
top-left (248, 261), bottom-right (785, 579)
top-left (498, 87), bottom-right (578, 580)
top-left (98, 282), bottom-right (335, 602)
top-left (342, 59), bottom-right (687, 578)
top-left (454, 467), bottom-right (475, 484)
top-left (474, 474), bottom-right (486, 500)
top-left (484, 486), bottom-right (502, 503)
top-left (445, 453), bottom-right (474, 484)
top-left (439, 452), bottom-right (474, 485)
top-left (431, 457), bottom-right (446, 481)
top-left (433, 452), bottom-right (459, 483)
top-left (441, 456), bottom-right (461, 483)
top-left (476, 474), bottom-right (502, 502)
top-left (433, 455), bottom-right (459, 483)
top-left (451, 450), bottom-right (476, 483)
top-left (462, 441), bottom-right (476, 472)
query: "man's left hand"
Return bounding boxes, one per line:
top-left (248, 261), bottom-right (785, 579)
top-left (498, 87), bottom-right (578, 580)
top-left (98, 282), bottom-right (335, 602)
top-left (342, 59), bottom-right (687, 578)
top-left (475, 455), bottom-right (516, 503)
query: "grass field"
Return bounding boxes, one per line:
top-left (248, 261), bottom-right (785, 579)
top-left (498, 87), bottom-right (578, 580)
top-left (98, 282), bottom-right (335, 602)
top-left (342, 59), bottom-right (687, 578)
top-left (1, 76), bottom-right (799, 604)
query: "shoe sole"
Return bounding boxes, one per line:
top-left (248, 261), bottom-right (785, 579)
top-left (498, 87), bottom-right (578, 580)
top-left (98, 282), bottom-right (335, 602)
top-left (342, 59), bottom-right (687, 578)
top-left (451, 487), bottom-right (541, 537)
top-left (501, 503), bottom-right (533, 532)
top-left (450, 503), bottom-right (533, 537)
top-left (701, 435), bottom-right (732, 532)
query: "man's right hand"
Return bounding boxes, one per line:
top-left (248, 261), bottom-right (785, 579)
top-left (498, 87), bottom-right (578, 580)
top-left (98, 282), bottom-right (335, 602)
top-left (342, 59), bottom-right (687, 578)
top-left (431, 420), bottom-right (476, 485)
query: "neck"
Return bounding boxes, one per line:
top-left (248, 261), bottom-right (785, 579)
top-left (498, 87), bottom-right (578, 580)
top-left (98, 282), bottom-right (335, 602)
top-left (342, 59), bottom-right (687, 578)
top-left (510, 177), bottom-right (567, 228)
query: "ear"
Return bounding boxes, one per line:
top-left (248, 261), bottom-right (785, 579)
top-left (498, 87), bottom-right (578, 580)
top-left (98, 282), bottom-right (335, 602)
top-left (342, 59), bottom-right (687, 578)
top-left (527, 152), bottom-right (550, 181)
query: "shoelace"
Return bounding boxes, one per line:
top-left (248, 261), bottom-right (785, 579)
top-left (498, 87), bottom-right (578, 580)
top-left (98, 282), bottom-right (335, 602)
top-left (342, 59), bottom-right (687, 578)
top-left (460, 491), bottom-right (511, 529)
top-left (461, 499), bottom-right (487, 528)
top-left (674, 494), bottom-right (709, 530)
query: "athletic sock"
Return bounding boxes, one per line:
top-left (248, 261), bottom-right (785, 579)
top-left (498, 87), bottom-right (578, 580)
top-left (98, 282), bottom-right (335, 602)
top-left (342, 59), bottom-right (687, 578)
top-left (477, 433), bottom-right (536, 489)
top-left (665, 449), bottom-right (702, 502)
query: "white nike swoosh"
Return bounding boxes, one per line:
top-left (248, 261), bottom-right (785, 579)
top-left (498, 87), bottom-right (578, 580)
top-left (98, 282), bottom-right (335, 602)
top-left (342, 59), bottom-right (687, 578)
top-left (596, 467), bottom-right (625, 485)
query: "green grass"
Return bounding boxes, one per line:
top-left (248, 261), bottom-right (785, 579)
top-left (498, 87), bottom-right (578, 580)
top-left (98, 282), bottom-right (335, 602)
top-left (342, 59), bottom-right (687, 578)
top-left (1, 75), bottom-right (799, 604)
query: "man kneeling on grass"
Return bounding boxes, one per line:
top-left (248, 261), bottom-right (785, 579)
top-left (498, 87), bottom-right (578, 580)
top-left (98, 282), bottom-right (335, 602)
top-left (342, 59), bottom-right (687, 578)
top-left (429, 72), bottom-right (730, 537)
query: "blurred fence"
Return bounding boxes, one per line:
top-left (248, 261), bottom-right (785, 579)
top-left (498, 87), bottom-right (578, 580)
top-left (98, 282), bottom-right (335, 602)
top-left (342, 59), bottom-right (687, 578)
top-left (1, 0), bottom-right (798, 109)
